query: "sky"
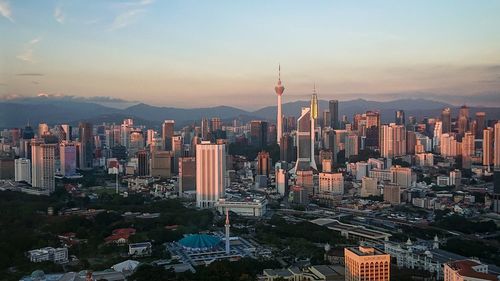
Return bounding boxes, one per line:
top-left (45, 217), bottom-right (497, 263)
top-left (1, 0), bottom-right (500, 109)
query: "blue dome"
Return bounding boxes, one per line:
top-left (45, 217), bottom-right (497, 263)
top-left (178, 234), bottom-right (221, 250)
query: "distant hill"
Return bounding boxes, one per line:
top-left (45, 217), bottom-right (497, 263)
top-left (1, 96), bottom-right (499, 129)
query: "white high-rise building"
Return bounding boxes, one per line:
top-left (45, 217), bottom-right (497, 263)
top-left (31, 141), bottom-right (56, 192)
top-left (15, 158), bottom-right (31, 183)
top-left (196, 141), bottom-right (226, 208)
top-left (275, 65), bottom-right (284, 145)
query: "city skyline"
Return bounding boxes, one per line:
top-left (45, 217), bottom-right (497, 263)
top-left (2, 1), bottom-right (500, 108)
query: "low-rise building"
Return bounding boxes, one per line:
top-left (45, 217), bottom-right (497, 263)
top-left (344, 246), bottom-right (390, 281)
top-left (27, 247), bottom-right (68, 264)
top-left (262, 265), bottom-right (345, 281)
top-left (215, 197), bottom-right (268, 217)
top-left (444, 259), bottom-right (498, 281)
top-left (129, 242), bottom-right (152, 257)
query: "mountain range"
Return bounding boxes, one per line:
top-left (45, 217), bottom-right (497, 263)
top-left (1, 96), bottom-right (499, 129)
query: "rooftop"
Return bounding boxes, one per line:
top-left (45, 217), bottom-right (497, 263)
top-left (446, 260), bottom-right (498, 281)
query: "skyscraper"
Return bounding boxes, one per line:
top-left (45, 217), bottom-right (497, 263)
top-left (329, 100), bottom-right (339, 129)
top-left (441, 107), bottom-right (451, 133)
top-left (462, 132), bottom-right (475, 169)
top-left (457, 105), bottom-right (469, 136)
top-left (179, 157), bottom-right (196, 194)
top-left (201, 118), bottom-right (210, 141)
top-left (381, 124), bottom-right (406, 158)
top-left (31, 140), bottom-right (56, 192)
top-left (210, 117), bottom-right (222, 132)
top-left (279, 133), bottom-right (294, 163)
top-left (15, 158), bottom-right (31, 183)
top-left (60, 142), bottom-right (76, 177)
top-left (137, 149), bottom-right (149, 176)
top-left (196, 141), bottom-right (226, 208)
top-left (275, 65), bottom-right (285, 145)
top-left (475, 112), bottom-right (486, 139)
top-left (483, 128), bottom-right (494, 167)
top-left (162, 120), bottom-right (175, 151)
top-left (250, 120), bottom-right (268, 149)
top-left (395, 110), bottom-right (405, 126)
top-left (78, 122), bottom-right (93, 170)
top-left (494, 122), bottom-right (500, 168)
top-left (257, 151), bottom-right (271, 177)
top-left (294, 91), bottom-right (318, 172)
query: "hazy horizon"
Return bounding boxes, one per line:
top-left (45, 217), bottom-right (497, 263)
top-left (1, 1), bottom-right (500, 108)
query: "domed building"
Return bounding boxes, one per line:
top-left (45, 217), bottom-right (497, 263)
top-left (178, 234), bottom-right (221, 251)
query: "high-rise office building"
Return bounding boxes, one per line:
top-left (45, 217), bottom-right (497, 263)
top-left (31, 141), bottom-right (56, 192)
top-left (361, 177), bottom-right (379, 197)
top-left (461, 132), bottom-right (474, 169)
top-left (150, 150), bottom-right (172, 178)
top-left (179, 157), bottom-right (196, 194)
top-left (201, 118), bottom-right (210, 141)
top-left (0, 158), bottom-right (14, 179)
top-left (23, 124), bottom-right (35, 140)
top-left (475, 112), bottom-right (486, 139)
top-left (318, 172), bottom-right (344, 194)
top-left (162, 120), bottom-right (175, 151)
top-left (294, 95), bottom-right (318, 172)
top-left (38, 123), bottom-right (49, 138)
top-left (494, 122), bottom-right (500, 168)
top-left (395, 110), bottom-right (405, 126)
top-left (483, 128), bottom-right (494, 167)
top-left (279, 133), bottom-right (294, 163)
top-left (210, 117), bottom-right (222, 132)
top-left (275, 65), bottom-right (285, 145)
top-left (136, 150), bottom-right (149, 176)
top-left (441, 107), bottom-right (451, 134)
top-left (364, 111), bottom-right (380, 149)
top-left (457, 105), bottom-right (470, 136)
top-left (60, 142), bottom-right (76, 177)
top-left (384, 183), bottom-right (401, 205)
top-left (250, 120), bottom-right (268, 149)
top-left (78, 122), bottom-right (93, 170)
top-left (257, 151), bottom-right (271, 177)
top-left (61, 124), bottom-right (72, 141)
top-left (329, 100), bottom-right (339, 129)
top-left (345, 134), bottom-right (359, 159)
top-left (381, 124), bottom-right (406, 158)
top-left (196, 141), bottom-right (226, 208)
top-left (322, 110), bottom-right (331, 128)
top-left (344, 246), bottom-right (390, 281)
top-left (15, 158), bottom-right (31, 183)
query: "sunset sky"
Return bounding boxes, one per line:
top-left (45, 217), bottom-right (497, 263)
top-left (1, 0), bottom-right (500, 109)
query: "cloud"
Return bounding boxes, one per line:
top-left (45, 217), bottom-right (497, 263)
top-left (17, 37), bottom-right (41, 63)
top-left (16, 73), bottom-right (44, 76)
top-left (54, 5), bottom-right (65, 24)
top-left (0, 0), bottom-right (13, 22)
top-left (109, 0), bottom-right (154, 30)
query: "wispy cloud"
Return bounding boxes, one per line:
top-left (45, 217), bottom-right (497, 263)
top-left (17, 37), bottom-right (41, 63)
top-left (54, 5), bottom-right (65, 24)
top-left (0, 0), bottom-right (13, 22)
top-left (109, 0), bottom-right (154, 31)
top-left (16, 73), bottom-right (44, 76)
